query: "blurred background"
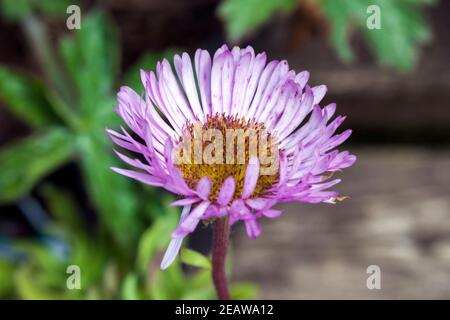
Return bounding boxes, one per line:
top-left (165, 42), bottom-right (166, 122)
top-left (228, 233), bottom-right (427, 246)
top-left (0, 0), bottom-right (449, 299)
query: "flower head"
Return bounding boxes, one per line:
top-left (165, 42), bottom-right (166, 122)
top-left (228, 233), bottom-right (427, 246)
top-left (107, 45), bottom-right (356, 269)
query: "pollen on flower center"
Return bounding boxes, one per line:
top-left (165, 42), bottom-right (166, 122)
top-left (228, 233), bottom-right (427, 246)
top-left (174, 113), bottom-right (280, 202)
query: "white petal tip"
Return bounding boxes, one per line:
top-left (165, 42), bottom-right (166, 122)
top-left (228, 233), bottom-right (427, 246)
top-left (160, 237), bottom-right (184, 270)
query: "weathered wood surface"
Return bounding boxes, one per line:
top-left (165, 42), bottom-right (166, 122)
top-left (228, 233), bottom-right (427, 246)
top-left (232, 147), bottom-right (450, 299)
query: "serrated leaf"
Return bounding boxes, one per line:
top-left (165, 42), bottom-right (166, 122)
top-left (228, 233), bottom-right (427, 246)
top-left (59, 11), bottom-right (119, 118)
top-left (218, 0), bottom-right (297, 41)
top-left (320, 0), bottom-right (354, 62)
top-left (0, 128), bottom-right (74, 203)
top-left (321, 0), bottom-right (434, 71)
top-left (0, 66), bottom-right (60, 128)
top-left (181, 248), bottom-right (212, 270)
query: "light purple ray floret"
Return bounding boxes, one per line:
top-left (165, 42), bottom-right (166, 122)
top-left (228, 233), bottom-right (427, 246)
top-left (107, 44), bottom-right (356, 269)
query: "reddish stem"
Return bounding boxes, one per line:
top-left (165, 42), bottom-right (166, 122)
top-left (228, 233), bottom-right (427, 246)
top-left (212, 216), bottom-right (231, 300)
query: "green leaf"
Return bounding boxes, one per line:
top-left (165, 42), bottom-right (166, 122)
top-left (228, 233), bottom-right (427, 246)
top-left (121, 273), bottom-right (141, 300)
top-left (33, 0), bottom-right (73, 16)
top-left (320, 0), bottom-right (434, 71)
top-left (14, 265), bottom-right (62, 299)
top-left (181, 248), bottom-right (212, 270)
top-left (102, 262), bottom-right (119, 298)
top-left (230, 282), bottom-right (259, 299)
top-left (136, 200), bottom-right (178, 273)
top-left (70, 235), bottom-right (106, 287)
top-left (138, 202), bottom-right (192, 299)
top-left (0, 0), bottom-right (32, 20)
top-left (59, 11), bottom-right (119, 118)
top-left (147, 259), bottom-right (186, 299)
top-left (142, 188), bottom-right (171, 220)
top-left (181, 269), bottom-right (216, 299)
top-left (218, 0), bottom-right (297, 41)
top-left (320, 0), bottom-right (354, 62)
top-left (77, 133), bottom-right (142, 251)
top-left (0, 128), bottom-right (74, 203)
top-left (0, 0), bottom-right (72, 20)
top-left (14, 242), bottom-right (62, 275)
top-left (0, 66), bottom-right (60, 128)
top-left (188, 269), bottom-right (212, 289)
top-left (179, 286), bottom-right (216, 300)
top-left (40, 184), bottom-right (85, 233)
top-left (0, 260), bottom-right (15, 297)
top-left (38, 186), bottom-right (106, 288)
top-left (12, 241), bottom-right (82, 299)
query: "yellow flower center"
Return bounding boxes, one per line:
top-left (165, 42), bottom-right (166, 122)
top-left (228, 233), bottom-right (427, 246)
top-left (175, 114), bottom-right (280, 201)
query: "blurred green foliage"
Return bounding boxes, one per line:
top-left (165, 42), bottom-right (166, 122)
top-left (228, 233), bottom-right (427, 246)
top-left (218, 0), bottom-right (297, 42)
top-left (0, 10), bottom-right (144, 250)
top-left (321, 0), bottom-right (434, 71)
top-left (3, 189), bottom-right (254, 299)
top-left (0, 129), bottom-right (73, 203)
top-left (181, 248), bottom-right (213, 270)
top-left (218, 0), bottom-right (434, 71)
top-left (0, 0), bottom-right (72, 21)
top-left (0, 3), bottom-right (256, 300)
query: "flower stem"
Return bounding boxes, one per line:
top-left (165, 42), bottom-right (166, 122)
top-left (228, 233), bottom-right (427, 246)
top-left (212, 216), bottom-right (231, 300)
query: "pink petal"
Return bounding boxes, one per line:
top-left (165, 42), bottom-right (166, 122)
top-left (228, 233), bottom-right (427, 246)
top-left (196, 176), bottom-right (212, 200)
top-left (194, 49), bottom-right (212, 116)
top-left (323, 103), bottom-right (336, 121)
top-left (172, 201), bottom-right (210, 238)
top-left (241, 156), bottom-right (260, 199)
top-left (221, 53), bottom-right (235, 115)
top-left (175, 53), bottom-right (203, 121)
top-left (160, 205), bottom-right (191, 269)
top-left (245, 198), bottom-right (273, 211)
top-left (211, 52), bottom-right (227, 114)
top-left (230, 52), bottom-right (252, 115)
top-left (230, 198), bottom-right (251, 217)
top-left (246, 60), bottom-right (278, 119)
top-left (111, 167), bottom-right (164, 187)
top-left (312, 84), bottom-right (327, 104)
top-left (262, 209), bottom-right (282, 218)
top-left (295, 70), bottom-right (310, 90)
top-left (240, 52), bottom-right (267, 117)
top-left (170, 197), bottom-right (201, 207)
top-left (245, 219), bottom-right (261, 239)
top-left (216, 176), bottom-right (236, 206)
top-left (160, 59), bottom-right (194, 121)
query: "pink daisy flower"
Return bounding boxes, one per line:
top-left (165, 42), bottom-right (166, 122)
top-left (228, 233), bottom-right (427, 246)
top-left (107, 45), bottom-right (356, 272)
